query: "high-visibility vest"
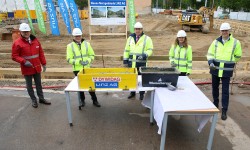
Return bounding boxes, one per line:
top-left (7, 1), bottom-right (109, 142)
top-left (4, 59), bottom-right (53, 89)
top-left (169, 44), bottom-right (193, 74)
top-left (123, 34), bottom-right (153, 68)
top-left (207, 35), bottom-right (242, 77)
top-left (66, 41), bottom-right (95, 71)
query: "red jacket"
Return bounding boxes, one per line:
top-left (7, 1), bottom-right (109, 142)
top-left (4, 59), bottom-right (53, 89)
top-left (12, 35), bottom-right (46, 75)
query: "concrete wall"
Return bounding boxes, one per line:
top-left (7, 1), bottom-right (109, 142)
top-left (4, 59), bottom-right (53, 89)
top-left (214, 11), bottom-right (250, 21)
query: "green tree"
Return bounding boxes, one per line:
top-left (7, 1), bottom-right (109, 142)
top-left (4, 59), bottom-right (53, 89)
top-left (242, 0), bottom-right (250, 11)
top-left (220, 0), bottom-right (243, 11)
top-left (75, 0), bottom-right (88, 10)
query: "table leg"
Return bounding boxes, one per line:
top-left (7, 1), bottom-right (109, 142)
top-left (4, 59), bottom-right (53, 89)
top-left (160, 113), bottom-right (169, 150)
top-left (65, 91), bottom-right (73, 126)
top-left (150, 90), bottom-right (155, 125)
top-left (77, 92), bottom-right (82, 110)
top-left (207, 113), bottom-right (218, 150)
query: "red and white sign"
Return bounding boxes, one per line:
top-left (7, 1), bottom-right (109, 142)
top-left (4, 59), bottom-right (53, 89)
top-left (92, 77), bottom-right (121, 82)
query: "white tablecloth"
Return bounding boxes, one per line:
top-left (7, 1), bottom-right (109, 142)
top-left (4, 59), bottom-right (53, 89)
top-left (142, 76), bottom-right (217, 134)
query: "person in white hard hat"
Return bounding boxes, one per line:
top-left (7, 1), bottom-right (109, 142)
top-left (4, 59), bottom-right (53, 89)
top-left (12, 23), bottom-right (51, 108)
top-left (169, 30), bottom-right (193, 76)
top-left (66, 28), bottom-right (100, 108)
top-left (123, 22), bottom-right (153, 100)
top-left (207, 22), bottom-right (242, 120)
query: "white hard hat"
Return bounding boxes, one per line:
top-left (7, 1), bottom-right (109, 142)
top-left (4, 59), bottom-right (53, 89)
top-left (134, 22), bottom-right (143, 28)
top-left (177, 30), bottom-right (187, 37)
top-left (19, 23), bottom-right (31, 31)
top-left (220, 22), bottom-right (231, 30)
top-left (72, 28), bottom-right (82, 36)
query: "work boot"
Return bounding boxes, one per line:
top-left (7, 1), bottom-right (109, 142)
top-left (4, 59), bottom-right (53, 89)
top-left (39, 99), bottom-right (51, 105)
top-left (93, 100), bottom-right (101, 107)
top-left (139, 94), bottom-right (144, 100)
top-left (128, 92), bottom-right (136, 99)
top-left (221, 110), bottom-right (227, 120)
top-left (32, 100), bottom-right (38, 108)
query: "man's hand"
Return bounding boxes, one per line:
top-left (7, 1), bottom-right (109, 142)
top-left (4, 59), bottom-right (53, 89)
top-left (137, 56), bottom-right (143, 60)
top-left (138, 54), bottom-right (148, 60)
top-left (80, 60), bottom-right (89, 66)
top-left (24, 60), bottom-right (32, 67)
top-left (171, 61), bottom-right (177, 67)
top-left (42, 65), bottom-right (46, 72)
top-left (209, 63), bottom-right (216, 70)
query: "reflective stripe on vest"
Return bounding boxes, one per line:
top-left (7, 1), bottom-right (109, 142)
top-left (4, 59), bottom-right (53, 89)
top-left (128, 35), bottom-right (148, 56)
top-left (173, 46), bottom-right (187, 61)
top-left (23, 54), bottom-right (39, 59)
top-left (142, 36), bottom-right (147, 54)
top-left (129, 59), bottom-right (147, 63)
top-left (130, 53), bottom-right (145, 56)
top-left (71, 41), bottom-right (88, 59)
top-left (230, 39), bottom-right (238, 61)
top-left (214, 38), bottom-right (237, 61)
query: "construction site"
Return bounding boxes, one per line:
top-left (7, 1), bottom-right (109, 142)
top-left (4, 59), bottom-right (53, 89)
top-left (1, 0), bottom-right (250, 150)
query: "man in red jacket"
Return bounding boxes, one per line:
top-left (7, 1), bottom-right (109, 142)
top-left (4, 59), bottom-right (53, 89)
top-left (12, 23), bottom-right (51, 108)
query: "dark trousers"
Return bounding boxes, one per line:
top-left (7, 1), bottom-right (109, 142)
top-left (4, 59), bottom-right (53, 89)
top-left (179, 72), bottom-right (187, 76)
top-left (73, 71), bottom-right (97, 101)
top-left (212, 75), bottom-right (231, 111)
top-left (24, 73), bottom-right (44, 101)
top-left (131, 67), bottom-right (144, 96)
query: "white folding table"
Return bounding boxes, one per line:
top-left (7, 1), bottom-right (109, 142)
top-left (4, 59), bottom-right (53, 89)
top-left (64, 76), bottom-right (155, 126)
top-left (143, 76), bottom-right (219, 150)
top-left (64, 76), bottom-right (219, 150)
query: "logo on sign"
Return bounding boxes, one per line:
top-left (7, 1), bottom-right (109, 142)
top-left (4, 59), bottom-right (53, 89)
top-left (95, 82), bottom-right (118, 88)
top-left (181, 15), bottom-right (191, 22)
top-left (93, 77), bottom-right (120, 88)
top-left (92, 77), bottom-right (121, 82)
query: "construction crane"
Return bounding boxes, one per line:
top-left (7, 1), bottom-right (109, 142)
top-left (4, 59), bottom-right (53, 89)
top-left (177, 6), bottom-right (216, 33)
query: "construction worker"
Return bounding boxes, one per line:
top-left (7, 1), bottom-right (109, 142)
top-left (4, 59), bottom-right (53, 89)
top-left (169, 30), bottom-right (192, 76)
top-left (66, 28), bottom-right (100, 107)
top-left (12, 23), bottom-right (51, 108)
top-left (123, 22), bottom-right (153, 100)
top-left (207, 22), bottom-right (242, 120)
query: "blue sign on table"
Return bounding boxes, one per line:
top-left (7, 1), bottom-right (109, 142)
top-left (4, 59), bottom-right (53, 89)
top-left (95, 82), bottom-right (118, 88)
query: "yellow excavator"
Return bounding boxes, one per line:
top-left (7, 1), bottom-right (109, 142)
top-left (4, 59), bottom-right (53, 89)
top-left (177, 6), bottom-right (216, 33)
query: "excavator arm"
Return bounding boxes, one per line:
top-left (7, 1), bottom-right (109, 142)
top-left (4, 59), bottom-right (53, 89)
top-left (198, 6), bottom-right (216, 30)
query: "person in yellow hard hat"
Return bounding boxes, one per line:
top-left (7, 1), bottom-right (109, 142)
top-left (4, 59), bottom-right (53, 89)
top-left (169, 30), bottom-right (193, 76)
top-left (207, 22), bottom-right (242, 120)
top-left (66, 28), bottom-right (101, 108)
top-left (123, 22), bottom-right (153, 100)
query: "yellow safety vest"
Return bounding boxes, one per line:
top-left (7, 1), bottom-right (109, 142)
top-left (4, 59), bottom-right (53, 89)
top-left (123, 34), bottom-right (153, 68)
top-left (169, 44), bottom-right (193, 74)
top-left (66, 40), bottom-right (95, 71)
top-left (207, 35), bottom-right (242, 77)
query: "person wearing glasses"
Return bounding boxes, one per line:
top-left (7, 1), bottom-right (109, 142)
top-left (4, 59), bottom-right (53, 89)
top-left (66, 28), bottom-right (101, 108)
top-left (12, 23), bottom-right (51, 108)
top-left (207, 22), bottom-right (242, 120)
top-left (123, 22), bottom-right (153, 100)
